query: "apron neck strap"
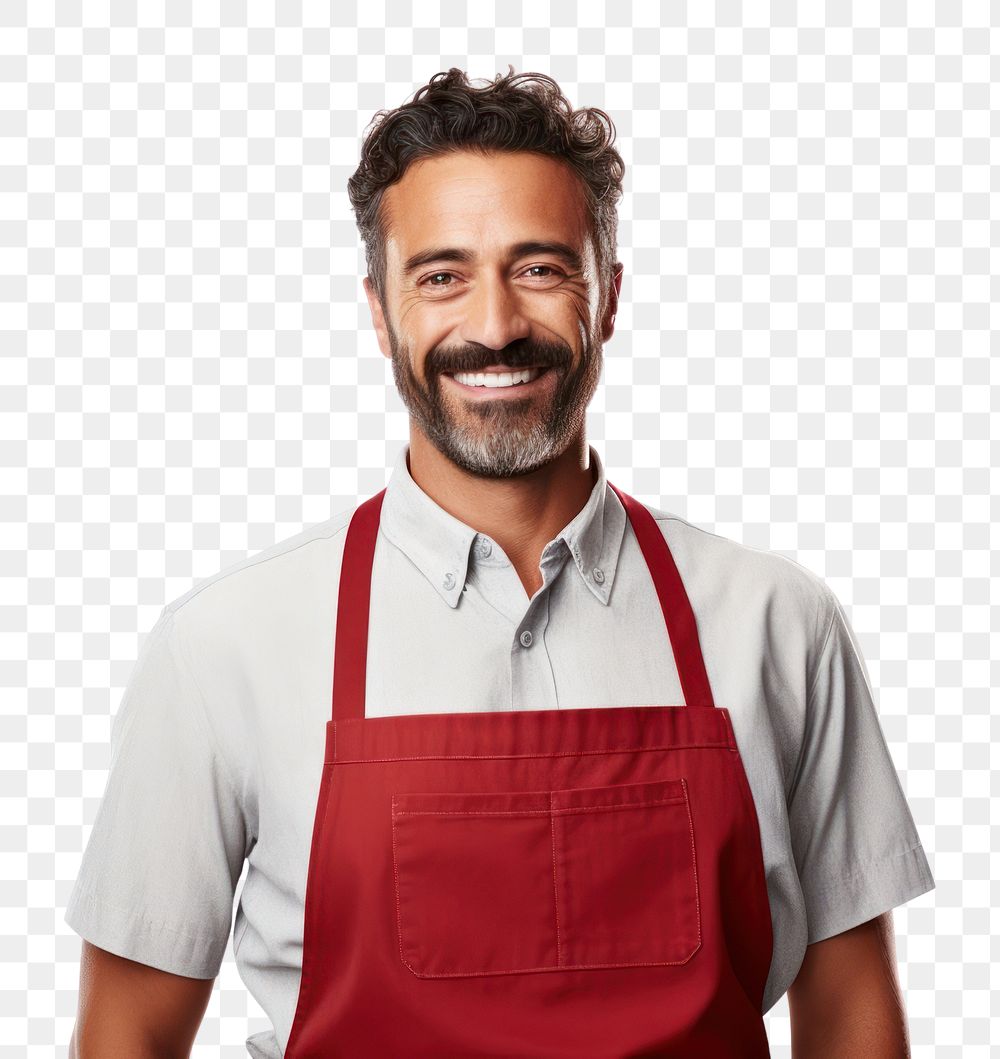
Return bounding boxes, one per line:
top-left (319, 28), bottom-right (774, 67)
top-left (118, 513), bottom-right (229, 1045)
top-left (331, 482), bottom-right (716, 722)
top-left (606, 482), bottom-right (716, 711)
top-left (331, 489), bottom-right (386, 725)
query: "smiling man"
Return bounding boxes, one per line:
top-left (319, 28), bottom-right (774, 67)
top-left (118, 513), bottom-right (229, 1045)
top-left (366, 145), bottom-right (612, 598)
top-left (66, 68), bottom-right (934, 1058)
top-left (378, 150), bottom-right (604, 481)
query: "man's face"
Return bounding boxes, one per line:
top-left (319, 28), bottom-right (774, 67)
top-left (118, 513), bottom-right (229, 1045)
top-left (364, 150), bottom-right (619, 479)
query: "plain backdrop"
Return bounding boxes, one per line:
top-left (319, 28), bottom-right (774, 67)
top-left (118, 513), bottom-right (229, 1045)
top-left (5, 3), bottom-right (991, 1055)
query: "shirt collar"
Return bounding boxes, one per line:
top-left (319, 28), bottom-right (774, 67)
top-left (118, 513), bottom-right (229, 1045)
top-left (378, 443), bottom-right (627, 609)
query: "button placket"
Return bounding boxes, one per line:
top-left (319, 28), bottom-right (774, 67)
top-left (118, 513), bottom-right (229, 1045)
top-left (509, 584), bottom-right (556, 710)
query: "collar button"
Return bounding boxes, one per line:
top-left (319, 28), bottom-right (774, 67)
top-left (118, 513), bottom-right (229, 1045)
top-left (592, 566), bottom-right (605, 583)
top-left (443, 572), bottom-right (456, 590)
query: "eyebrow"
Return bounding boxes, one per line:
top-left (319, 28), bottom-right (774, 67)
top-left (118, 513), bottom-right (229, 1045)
top-left (401, 240), bottom-right (584, 277)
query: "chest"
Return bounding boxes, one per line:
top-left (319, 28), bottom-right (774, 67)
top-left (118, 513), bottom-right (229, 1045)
top-left (364, 531), bottom-right (688, 716)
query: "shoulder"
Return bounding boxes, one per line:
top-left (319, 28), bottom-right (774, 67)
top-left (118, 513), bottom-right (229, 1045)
top-left (641, 501), bottom-right (839, 667)
top-left (159, 506), bottom-right (355, 664)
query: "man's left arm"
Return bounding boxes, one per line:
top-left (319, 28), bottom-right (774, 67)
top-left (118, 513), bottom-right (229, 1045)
top-left (787, 910), bottom-right (910, 1057)
top-left (784, 584), bottom-right (935, 1050)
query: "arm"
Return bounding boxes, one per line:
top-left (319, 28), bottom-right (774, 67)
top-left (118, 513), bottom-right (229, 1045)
top-left (63, 608), bottom-right (250, 1052)
top-left (787, 911), bottom-right (910, 1058)
top-left (784, 584), bottom-right (934, 1053)
top-left (68, 941), bottom-right (215, 1059)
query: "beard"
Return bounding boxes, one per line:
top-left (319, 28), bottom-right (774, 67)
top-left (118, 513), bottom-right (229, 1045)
top-left (386, 320), bottom-right (603, 480)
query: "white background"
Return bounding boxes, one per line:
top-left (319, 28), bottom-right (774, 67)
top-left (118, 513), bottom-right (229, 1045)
top-left (4, 1), bottom-right (991, 1055)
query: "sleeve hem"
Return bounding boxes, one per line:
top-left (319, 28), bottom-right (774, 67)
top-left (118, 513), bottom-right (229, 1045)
top-left (803, 842), bottom-right (936, 946)
top-left (64, 884), bottom-right (225, 980)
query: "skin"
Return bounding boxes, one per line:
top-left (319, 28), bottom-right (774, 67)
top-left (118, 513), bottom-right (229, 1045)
top-left (788, 911), bottom-right (912, 1057)
top-left (68, 941), bottom-right (213, 1057)
top-left (363, 149), bottom-right (622, 597)
top-left (69, 147), bottom-right (912, 1055)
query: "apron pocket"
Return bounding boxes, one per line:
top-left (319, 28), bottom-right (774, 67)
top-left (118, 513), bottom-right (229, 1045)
top-left (391, 776), bottom-right (700, 978)
top-left (551, 776), bottom-right (701, 969)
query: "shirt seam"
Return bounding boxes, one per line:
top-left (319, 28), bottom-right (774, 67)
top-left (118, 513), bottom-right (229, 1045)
top-left (803, 590), bottom-right (839, 707)
top-left (162, 509), bottom-right (352, 619)
top-left (160, 607), bottom-right (252, 855)
top-left (650, 511), bottom-right (840, 703)
top-left (784, 590), bottom-right (839, 803)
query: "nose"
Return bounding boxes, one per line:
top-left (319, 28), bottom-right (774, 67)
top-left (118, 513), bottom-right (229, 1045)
top-left (457, 271), bottom-right (532, 352)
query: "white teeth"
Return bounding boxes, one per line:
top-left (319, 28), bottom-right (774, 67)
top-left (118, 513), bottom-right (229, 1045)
top-left (452, 367), bottom-right (544, 388)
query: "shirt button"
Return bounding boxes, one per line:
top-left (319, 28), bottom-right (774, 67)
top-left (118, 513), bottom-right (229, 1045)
top-left (443, 572), bottom-right (456, 590)
top-left (592, 567), bottom-right (605, 583)
top-left (519, 629), bottom-right (533, 648)
top-left (474, 537), bottom-right (493, 558)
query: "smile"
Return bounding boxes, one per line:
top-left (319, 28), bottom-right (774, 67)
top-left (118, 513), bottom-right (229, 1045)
top-left (445, 366), bottom-right (549, 392)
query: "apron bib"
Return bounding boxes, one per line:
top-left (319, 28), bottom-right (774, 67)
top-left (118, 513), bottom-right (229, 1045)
top-left (284, 483), bottom-right (773, 1058)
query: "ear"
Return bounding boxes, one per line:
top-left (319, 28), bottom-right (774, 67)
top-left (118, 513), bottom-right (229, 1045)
top-left (363, 276), bottom-right (392, 361)
top-left (600, 263), bottom-right (624, 343)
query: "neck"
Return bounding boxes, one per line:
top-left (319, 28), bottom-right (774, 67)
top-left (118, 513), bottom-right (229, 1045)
top-left (406, 429), bottom-right (597, 596)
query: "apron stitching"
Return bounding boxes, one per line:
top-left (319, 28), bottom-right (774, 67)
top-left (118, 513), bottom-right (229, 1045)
top-left (328, 741), bottom-right (734, 765)
top-left (393, 797), bottom-right (688, 817)
top-left (681, 777), bottom-right (703, 950)
top-left (550, 791), bottom-right (562, 968)
top-left (390, 794), bottom-right (407, 972)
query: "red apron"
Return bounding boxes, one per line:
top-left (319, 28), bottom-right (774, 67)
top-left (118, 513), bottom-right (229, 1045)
top-left (284, 483), bottom-right (773, 1058)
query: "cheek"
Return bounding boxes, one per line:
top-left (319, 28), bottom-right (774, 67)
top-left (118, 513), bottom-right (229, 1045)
top-left (541, 291), bottom-right (593, 350)
top-left (399, 297), bottom-right (460, 346)
top-left (542, 286), bottom-right (592, 324)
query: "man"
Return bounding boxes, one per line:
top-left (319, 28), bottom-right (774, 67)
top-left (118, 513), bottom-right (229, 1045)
top-left (67, 68), bottom-right (934, 1057)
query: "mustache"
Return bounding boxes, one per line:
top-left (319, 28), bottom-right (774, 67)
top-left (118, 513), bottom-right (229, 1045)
top-left (426, 342), bottom-right (573, 376)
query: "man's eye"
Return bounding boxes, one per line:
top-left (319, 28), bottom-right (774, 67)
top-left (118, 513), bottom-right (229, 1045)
top-left (420, 266), bottom-right (563, 287)
top-left (525, 265), bottom-right (561, 278)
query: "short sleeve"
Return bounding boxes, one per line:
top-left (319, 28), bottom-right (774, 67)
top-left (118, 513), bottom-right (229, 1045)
top-left (64, 606), bottom-right (249, 978)
top-left (786, 588), bottom-right (935, 945)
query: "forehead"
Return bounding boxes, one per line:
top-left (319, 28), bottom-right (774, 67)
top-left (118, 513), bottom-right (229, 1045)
top-left (381, 150), bottom-right (591, 267)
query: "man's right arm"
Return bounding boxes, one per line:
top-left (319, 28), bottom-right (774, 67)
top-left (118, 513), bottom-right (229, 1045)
top-left (64, 607), bottom-right (251, 1052)
top-left (68, 941), bottom-right (215, 1058)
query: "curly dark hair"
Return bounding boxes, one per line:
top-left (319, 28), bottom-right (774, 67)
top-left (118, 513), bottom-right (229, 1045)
top-left (347, 66), bottom-right (625, 317)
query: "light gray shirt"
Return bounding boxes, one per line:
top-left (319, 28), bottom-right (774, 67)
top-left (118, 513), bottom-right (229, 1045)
top-left (64, 442), bottom-right (935, 1058)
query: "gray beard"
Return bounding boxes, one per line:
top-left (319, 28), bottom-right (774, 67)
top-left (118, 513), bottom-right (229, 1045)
top-left (428, 410), bottom-right (573, 479)
top-left (389, 345), bottom-right (603, 480)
